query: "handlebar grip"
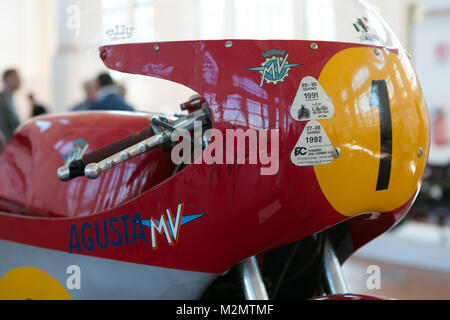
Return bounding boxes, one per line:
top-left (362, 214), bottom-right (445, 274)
top-left (57, 159), bottom-right (86, 181)
top-left (82, 127), bottom-right (153, 164)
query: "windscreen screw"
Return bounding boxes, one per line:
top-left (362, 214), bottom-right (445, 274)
top-left (374, 48), bottom-right (381, 56)
top-left (153, 44), bottom-right (159, 52)
top-left (332, 147), bottom-right (341, 159)
top-left (225, 40), bottom-right (233, 48)
top-left (310, 43), bottom-right (319, 50)
top-left (418, 147), bottom-right (423, 158)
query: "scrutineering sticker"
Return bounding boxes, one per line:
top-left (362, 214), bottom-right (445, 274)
top-left (290, 120), bottom-right (334, 167)
top-left (290, 76), bottom-right (335, 121)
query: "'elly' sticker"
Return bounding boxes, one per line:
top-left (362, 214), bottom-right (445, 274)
top-left (290, 76), bottom-right (335, 121)
top-left (290, 120), bottom-right (334, 167)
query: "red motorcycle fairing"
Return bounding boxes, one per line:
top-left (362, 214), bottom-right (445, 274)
top-left (0, 40), bottom-right (421, 274)
top-left (0, 112), bottom-right (175, 217)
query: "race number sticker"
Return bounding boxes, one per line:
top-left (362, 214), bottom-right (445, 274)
top-left (290, 76), bottom-right (335, 121)
top-left (291, 120), bottom-right (334, 167)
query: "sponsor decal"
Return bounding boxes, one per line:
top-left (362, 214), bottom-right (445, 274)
top-left (290, 120), bottom-right (334, 167)
top-left (61, 138), bottom-right (89, 165)
top-left (353, 17), bottom-right (370, 33)
top-left (248, 49), bottom-right (302, 87)
top-left (68, 203), bottom-right (204, 253)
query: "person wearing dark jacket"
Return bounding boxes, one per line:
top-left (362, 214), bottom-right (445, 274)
top-left (71, 80), bottom-right (98, 111)
top-left (28, 93), bottom-right (47, 117)
top-left (87, 73), bottom-right (134, 111)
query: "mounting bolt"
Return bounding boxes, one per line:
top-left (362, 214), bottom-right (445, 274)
top-left (310, 42), bottom-right (319, 50)
top-left (153, 44), bottom-right (159, 52)
top-left (374, 48), bottom-right (381, 56)
top-left (332, 147), bottom-right (341, 159)
top-left (418, 147), bottom-right (423, 158)
top-left (225, 40), bottom-right (233, 48)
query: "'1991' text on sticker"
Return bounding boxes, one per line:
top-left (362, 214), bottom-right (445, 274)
top-left (290, 76), bottom-right (335, 121)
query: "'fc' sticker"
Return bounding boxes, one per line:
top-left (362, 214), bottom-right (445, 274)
top-left (291, 120), bottom-right (334, 167)
top-left (290, 76), bottom-right (335, 121)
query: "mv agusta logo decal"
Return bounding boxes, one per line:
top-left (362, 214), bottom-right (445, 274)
top-left (68, 203), bottom-right (205, 253)
top-left (248, 49), bottom-right (302, 87)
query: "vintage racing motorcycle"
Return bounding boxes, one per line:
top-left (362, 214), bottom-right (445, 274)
top-left (0, 0), bottom-right (429, 299)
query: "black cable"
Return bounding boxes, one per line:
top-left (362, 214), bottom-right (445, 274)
top-left (270, 240), bottom-right (301, 299)
top-left (316, 232), bottom-right (328, 296)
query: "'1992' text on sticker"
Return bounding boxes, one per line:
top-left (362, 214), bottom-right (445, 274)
top-left (291, 120), bottom-right (334, 167)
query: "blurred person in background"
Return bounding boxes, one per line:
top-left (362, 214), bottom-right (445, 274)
top-left (117, 82), bottom-right (127, 99)
top-left (0, 130), bottom-right (6, 153)
top-left (0, 69), bottom-right (21, 143)
top-left (28, 93), bottom-right (47, 117)
top-left (71, 80), bottom-right (98, 111)
top-left (88, 73), bottom-right (134, 111)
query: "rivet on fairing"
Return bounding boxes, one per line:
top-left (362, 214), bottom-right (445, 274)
top-left (374, 48), bottom-right (381, 56)
top-left (310, 43), bottom-right (319, 50)
top-left (153, 44), bottom-right (160, 52)
top-left (332, 147), bottom-right (341, 159)
top-left (225, 41), bottom-right (233, 48)
top-left (418, 147), bottom-right (423, 158)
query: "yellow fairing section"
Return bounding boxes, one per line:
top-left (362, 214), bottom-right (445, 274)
top-left (0, 267), bottom-right (72, 300)
top-left (315, 47), bottom-right (429, 217)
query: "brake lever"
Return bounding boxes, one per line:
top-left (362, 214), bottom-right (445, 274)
top-left (84, 107), bottom-right (208, 180)
top-left (57, 105), bottom-right (210, 181)
top-left (84, 111), bottom-right (206, 179)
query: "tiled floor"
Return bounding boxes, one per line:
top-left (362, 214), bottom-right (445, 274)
top-left (343, 256), bottom-right (450, 300)
top-left (352, 221), bottom-right (450, 274)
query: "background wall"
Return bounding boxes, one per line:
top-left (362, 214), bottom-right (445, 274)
top-left (409, 0), bottom-right (450, 164)
top-left (0, 0), bottom-right (56, 121)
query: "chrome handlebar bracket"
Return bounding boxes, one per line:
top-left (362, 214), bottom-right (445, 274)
top-left (84, 132), bottom-right (167, 179)
top-left (82, 107), bottom-right (208, 180)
